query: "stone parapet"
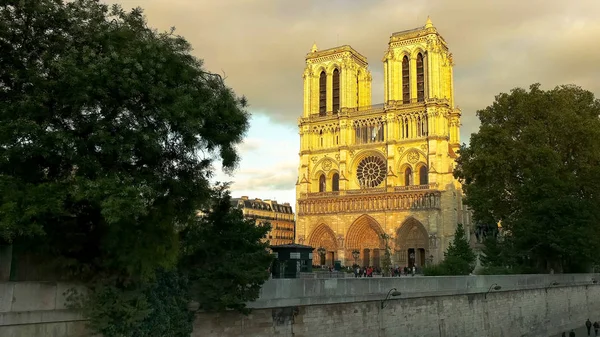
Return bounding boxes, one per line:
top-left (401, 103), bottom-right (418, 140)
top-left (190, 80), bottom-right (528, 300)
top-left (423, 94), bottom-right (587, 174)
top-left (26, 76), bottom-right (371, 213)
top-left (249, 274), bottom-right (600, 309)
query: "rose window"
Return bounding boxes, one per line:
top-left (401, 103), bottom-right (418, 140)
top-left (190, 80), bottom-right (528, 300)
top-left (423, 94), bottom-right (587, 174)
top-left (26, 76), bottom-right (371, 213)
top-left (356, 155), bottom-right (386, 188)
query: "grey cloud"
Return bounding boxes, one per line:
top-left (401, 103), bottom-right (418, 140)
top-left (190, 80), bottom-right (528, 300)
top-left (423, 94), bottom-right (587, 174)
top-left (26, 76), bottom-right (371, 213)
top-left (107, 0), bottom-right (600, 141)
top-left (229, 162), bottom-right (298, 191)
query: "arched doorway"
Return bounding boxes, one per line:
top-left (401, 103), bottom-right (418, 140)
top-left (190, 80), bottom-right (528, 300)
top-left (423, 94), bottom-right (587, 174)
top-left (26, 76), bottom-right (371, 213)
top-left (345, 215), bottom-right (385, 267)
top-left (308, 224), bottom-right (338, 266)
top-left (395, 217), bottom-right (429, 268)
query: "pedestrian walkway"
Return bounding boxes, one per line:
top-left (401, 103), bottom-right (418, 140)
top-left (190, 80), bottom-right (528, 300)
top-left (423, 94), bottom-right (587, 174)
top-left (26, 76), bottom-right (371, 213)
top-left (550, 325), bottom-right (596, 337)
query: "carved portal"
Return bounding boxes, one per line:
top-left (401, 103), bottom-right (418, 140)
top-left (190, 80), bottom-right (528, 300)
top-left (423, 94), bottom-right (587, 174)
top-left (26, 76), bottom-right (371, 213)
top-left (308, 224), bottom-right (338, 265)
top-left (394, 217), bottom-right (429, 268)
top-left (345, 214), bottom-right (385, 267)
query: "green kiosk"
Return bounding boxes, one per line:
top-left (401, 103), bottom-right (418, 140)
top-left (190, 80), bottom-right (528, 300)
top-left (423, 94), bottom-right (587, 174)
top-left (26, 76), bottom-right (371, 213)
top-left (270, 244), bottom-right (314, 279)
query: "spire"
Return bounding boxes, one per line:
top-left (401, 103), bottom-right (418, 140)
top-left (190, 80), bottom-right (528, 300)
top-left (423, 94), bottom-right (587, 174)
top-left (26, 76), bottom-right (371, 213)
top-left (425, 16), bottom-right (433, 28)
top-left (311, 42), bottom-right (318, 53)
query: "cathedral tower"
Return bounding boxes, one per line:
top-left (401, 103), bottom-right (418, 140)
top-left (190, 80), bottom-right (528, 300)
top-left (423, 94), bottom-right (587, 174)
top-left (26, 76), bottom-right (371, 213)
top-left (296, 18), bottom-right (469, 269)
top-left (302, 44), bottom-right (372, 118)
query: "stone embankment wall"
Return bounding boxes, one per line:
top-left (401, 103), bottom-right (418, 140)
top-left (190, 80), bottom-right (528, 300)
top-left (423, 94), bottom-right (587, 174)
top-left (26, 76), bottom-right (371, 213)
top-left (0, 282), bottom-right (89, 337)
top-left (194, 274), bottom-right (600, 337)
top-left (2, 274), bottom-right (600, 337)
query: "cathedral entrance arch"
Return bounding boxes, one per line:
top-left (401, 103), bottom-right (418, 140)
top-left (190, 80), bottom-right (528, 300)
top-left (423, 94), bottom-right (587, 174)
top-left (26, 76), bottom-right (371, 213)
top-left (308, 224), bottom-right (338, 266)
top-left (345, 215), bottom-right (385, 267)
top-left (395, 217), bottom-right (429, 268)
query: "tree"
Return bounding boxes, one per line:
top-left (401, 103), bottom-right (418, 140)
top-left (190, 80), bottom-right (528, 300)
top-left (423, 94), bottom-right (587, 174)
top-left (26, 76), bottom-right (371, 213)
top-left (455, 84), bottom-right (600, 273)
top-left (0, 0), bottom-right (248, 281)
top-left (178, 186), bottom-right (272, 314)
top-left (380, 233), bottom-right (392, 276)
top-left (442, 224), bottom-right (476, 275)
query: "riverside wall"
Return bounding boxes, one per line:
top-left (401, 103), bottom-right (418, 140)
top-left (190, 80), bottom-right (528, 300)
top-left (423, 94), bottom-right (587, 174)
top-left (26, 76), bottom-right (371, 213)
top-left (2, 274), bottom-right (600, 337)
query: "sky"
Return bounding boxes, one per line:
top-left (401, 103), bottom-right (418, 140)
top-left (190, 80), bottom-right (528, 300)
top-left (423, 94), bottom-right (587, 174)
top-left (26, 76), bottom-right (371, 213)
top-left (109, 0), bottom-right (600, 210)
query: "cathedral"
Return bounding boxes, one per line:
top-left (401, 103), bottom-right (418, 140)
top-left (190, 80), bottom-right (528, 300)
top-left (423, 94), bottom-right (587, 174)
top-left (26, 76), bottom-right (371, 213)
top-left (295, 18), bottom-right (471, 268)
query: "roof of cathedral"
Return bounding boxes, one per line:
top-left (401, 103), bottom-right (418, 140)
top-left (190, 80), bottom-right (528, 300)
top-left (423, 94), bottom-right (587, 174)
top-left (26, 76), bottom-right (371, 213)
top-left (390, 16), bottom-right (442, 41)
top-left (305, 44), bottom-right (368, 65)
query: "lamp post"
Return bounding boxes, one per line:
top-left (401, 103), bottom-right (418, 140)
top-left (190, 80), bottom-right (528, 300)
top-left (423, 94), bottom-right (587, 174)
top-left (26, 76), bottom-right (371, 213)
top-left (484, 283), bottom-right (502, 299)
top-left (317, 247), bottom-right (326, 266)
top-left (352, 249), bottom-right (360, 266)
top-left (381, 288), bottom-right (402, 309)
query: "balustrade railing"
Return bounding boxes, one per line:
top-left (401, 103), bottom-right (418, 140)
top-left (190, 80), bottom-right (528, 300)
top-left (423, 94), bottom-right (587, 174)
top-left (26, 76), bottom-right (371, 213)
top-left (301, 98), bottom-right (451, 123)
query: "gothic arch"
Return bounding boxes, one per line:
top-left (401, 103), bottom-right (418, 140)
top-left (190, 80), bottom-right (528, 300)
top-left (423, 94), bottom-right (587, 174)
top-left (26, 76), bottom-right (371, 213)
top-left (308, 223), bottom-right (338, 251)
top-left (396, 148), bottom-right (427, 174)
top-left (411, 48), bottom-right (426, 59)
top-left (348, 149), bottom-right (386, 174)
top-left (394, 217), bottom-right (429, 266)
top-left (327, 63), bottom-right (341, 74)
top-left (345, 214), bottom-right (385, 250)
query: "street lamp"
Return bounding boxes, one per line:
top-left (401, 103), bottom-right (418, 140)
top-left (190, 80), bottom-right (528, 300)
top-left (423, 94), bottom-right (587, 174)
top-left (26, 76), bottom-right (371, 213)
top-left (381, 288), bottom-right (402, 309)
top-left (544, 281), bottom-right (559, 293)
top-left (352, 249), bottom-right (360, 266)
top-left (317, 247), bottom-right (326, 266)
top-left (484, 284), bottom-right (502, 299)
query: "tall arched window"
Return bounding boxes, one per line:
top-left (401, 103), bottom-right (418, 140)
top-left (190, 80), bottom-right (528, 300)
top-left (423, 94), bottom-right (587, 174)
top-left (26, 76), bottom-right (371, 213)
top-left (319, 174), bottom-right (326, 192)
top-left (419, 166), bottom-right (428, 185)
top-left (402, 55), bottom-right (410, 104)
top-left (332, 173), bottom-right (340, 192)
top-left (404, 118), bottom-right (409, 139)
top-left (404, 167), bottom-right (413, 186)
top-left (416, 53), bottom-right (425, 102)
top-left (332, 68), bottom-right (340, 113)
top-left (319, 71), bottom-right (327, 116)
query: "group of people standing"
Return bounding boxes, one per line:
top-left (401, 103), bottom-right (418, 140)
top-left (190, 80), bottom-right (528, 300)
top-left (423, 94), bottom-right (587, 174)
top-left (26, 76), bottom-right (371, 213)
top-left (353, 265), bottom-right (419, 277)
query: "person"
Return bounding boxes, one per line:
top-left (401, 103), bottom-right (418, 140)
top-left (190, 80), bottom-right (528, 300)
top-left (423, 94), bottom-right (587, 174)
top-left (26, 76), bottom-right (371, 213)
top-left (571, 329), bottom-right (576, 337)
top-left (593, 321), bottom-right (599, 336)
top-left (587, 319), bottom-right (593, 336)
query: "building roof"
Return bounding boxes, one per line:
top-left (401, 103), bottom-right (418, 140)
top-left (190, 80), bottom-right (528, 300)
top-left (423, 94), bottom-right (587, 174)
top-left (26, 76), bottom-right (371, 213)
top-left (231, 197), bottom-right (294, 214)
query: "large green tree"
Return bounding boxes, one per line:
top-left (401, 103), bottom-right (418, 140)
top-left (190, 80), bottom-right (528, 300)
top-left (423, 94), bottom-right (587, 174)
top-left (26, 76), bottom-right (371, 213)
top-left (178, 186), bottom-right (272, 314)
top-left (455, 84), bottom-right (600, 273)
top-left (0, 0), bottom-right (249, 281)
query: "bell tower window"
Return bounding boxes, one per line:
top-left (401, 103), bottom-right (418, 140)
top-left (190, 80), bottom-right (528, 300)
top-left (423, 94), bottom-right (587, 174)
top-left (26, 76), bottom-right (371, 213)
top-left (419, 166), bottom-right (428, 185)
top-left (319, 174), bottom-right (326, 192)
top-left (332, 173), bottom-right (340, 192)
top-left (404, 167), bottom-right (413, 186)
top-left (319, 71), bottom-right (326, 116)
top-left (417, 53), bottom-right (425, 102)
top-left (332, 68), bottom-right (340, 113)
top-left (402, 56), bottom-right (410, 104)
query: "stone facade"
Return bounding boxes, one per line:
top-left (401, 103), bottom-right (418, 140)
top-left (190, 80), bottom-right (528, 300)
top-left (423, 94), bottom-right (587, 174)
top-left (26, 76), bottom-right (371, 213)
top-left (296, 18), bottom-right (471, 267)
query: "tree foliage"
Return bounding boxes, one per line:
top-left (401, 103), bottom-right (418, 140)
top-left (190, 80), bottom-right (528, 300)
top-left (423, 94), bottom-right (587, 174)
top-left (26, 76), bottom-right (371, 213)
top-left (179, 186), bottom-right (272, 314)
top-left (423, 224), bottom-right (476, 276)
top-left (76, 270), bottom-right (194, 337)
top-left (455, 84), bottom-right (600, 272)
top-left (0, 0), bottom-right (248, 281)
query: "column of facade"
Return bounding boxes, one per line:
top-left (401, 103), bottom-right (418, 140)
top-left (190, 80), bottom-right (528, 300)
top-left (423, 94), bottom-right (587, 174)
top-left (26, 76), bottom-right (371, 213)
top-left (340, 64), bottom-right (347, 109)
top-left (311, 73), bottom-right (319, 114)
top-left (393, 59), bottom-right (401, 101)
top-left (383, 61), bottom-right (389, 103)
top-left (326, 70), bottom-right (333, 113)
top-left (410, 56), bottom-right (418, 101)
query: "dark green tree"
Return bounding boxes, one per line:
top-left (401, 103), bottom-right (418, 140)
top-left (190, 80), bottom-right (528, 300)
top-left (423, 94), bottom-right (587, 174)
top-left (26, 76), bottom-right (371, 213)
top-left (455, 84), bottom-right (600, 273)
top-left (442, 224), bottom-right (476, 275)
top-left (179, 186), bottom-right (272, 314)
top-left (0, 0), bottom-right (248, 281)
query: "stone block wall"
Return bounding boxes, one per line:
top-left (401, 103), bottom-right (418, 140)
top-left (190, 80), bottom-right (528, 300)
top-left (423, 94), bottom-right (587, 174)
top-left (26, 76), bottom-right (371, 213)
top-left (194, 283), bottom-right (600, 337)
top-left (0, 282), bottom-right (90, 337)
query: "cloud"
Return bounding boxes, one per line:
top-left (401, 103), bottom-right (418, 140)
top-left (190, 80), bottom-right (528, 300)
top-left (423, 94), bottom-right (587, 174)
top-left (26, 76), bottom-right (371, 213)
top-left (229, 161), bottom-right (298, 191)
top-left (105, 0), bottom-right (600, 140)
